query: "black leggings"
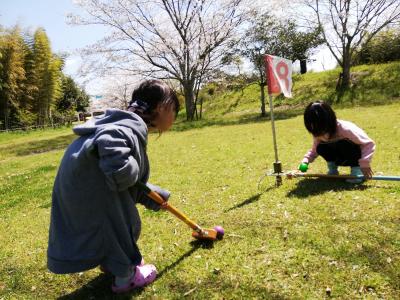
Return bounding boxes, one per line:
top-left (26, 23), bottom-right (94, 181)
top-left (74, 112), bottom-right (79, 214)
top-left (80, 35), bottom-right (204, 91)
top-left (316, 139), bottom-right (361, 167)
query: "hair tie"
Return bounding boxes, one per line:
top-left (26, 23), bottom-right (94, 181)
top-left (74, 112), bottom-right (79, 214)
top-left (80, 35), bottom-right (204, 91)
top-left (128, 99), bottom-right (150, 114)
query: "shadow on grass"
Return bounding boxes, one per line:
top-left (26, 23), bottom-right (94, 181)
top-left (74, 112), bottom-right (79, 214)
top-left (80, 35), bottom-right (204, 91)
top-left (225, 193), bottom-right (262, 212)
top-left (56, 270), bottom-right (151, 299)
top-left (287, 178), bottom-right (369, 198)
top-left (57, 273), bottom-right (115, 300)
top-left (57, 240), bottom-right (213, 299)
top-left (172, 108), bottom-right (303, 132)
top-left (157, 239), bottom-right (214, 279)
top-left (17, 134), bottom-right (76, 156)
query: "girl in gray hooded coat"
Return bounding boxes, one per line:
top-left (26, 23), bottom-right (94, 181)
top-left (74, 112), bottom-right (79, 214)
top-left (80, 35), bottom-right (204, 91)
top-left (47, 80), bottom-right (179, 293)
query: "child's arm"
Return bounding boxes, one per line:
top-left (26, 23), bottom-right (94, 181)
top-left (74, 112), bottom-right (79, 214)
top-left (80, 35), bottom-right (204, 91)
top-left (302, 137), bottom-right (319, 164)
top-left (94, 127), bottom-right (140, 191)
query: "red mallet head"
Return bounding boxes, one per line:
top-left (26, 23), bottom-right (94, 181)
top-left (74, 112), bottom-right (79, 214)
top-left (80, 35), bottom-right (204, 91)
top-left (191, 226), bottom-right (225, 241)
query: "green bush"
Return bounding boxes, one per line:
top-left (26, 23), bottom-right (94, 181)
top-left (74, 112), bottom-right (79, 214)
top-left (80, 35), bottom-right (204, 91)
top-left (354, 29), bottom-right (400, 65)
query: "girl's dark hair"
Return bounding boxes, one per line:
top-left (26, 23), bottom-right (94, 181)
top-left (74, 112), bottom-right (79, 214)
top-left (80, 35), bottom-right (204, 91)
top-left (129, 79), bottom-right (180, 125)
top-left (304, 101), bottom-right (337, 137)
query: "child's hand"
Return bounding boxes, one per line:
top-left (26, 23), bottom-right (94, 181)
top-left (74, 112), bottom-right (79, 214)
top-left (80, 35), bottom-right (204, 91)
top-left (361, 167), bottom-right (373, 179)
top-left (158, 191), bottom-right (169, 210)
top-left (145, 183), bottom-right (170, 210)
top-left (160, 201), bottom-right (169, 210)
top-left (153, 186), bottom-right (170, 208)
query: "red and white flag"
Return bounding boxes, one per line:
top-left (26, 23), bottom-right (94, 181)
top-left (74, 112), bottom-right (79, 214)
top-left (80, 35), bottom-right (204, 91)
top-left (264, 54), bottom-right (293, 98)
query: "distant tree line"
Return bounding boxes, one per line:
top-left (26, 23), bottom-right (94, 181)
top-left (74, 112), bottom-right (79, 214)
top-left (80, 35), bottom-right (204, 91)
top-left (0, 26), bottom-right (89, 130)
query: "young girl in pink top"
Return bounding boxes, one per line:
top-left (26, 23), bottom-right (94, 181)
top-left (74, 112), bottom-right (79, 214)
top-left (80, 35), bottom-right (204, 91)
top-left (299, 101), bottom-right (375, 183)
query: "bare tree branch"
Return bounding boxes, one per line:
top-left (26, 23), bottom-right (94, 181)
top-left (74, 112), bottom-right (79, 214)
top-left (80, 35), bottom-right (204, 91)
top-left (301, 0), bottom-right (400, 93)
top-left (70, 0), bottom-right (248, 120)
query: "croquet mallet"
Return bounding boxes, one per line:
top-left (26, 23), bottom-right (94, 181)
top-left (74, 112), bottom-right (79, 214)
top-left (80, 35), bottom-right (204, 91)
top-left (136, 182), bottom-right (224, 241)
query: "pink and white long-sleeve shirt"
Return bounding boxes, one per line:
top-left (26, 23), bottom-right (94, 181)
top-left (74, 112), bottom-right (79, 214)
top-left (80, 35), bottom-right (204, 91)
top-left (302, 119), bottom-right (375, 168)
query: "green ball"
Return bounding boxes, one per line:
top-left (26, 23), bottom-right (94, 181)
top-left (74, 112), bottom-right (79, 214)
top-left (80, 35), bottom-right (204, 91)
top-left (299, 163), bottom-right (308, 172)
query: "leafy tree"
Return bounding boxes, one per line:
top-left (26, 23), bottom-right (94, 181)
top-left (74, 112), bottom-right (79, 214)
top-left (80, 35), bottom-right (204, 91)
top-left (0, 27), bottom-right (27, 129)
top-left (18, 32), bottom-right (37, 127)
top-left (55, 75), bottom-right (90, 124)
top-left (76, 90), bottom-right (90, 113)
top-left (31, 28), bottom-right (63, 125)
top-left (56, 75), bottom-right (79, 112)
top-left (0, 25), bottom-right (77, 128)
top-left (286, 24), bottom-right (324, 74)
top-left (225, 12), bottom-right (323, 116)
top-left (31, 28), bottom-right (51, 125)
top-left (56, 75), bottom-right (89, 113)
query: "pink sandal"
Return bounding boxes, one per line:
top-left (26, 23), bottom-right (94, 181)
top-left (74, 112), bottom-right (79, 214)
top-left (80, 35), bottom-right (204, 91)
top-left (111, 264), bottom-right (157, 294)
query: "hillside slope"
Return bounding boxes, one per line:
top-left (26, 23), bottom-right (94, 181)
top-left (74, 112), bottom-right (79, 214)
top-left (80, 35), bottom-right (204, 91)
top-left (198, 61), bottom-right (400, 120)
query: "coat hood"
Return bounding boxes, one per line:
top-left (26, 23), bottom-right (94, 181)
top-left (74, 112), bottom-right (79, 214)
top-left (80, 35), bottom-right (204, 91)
top-left (73, 109), bottom-right (148, 145)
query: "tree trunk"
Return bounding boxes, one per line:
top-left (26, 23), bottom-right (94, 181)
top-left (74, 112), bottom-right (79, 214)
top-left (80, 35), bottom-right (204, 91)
top-left (3, 99), bottom-right (9, 130)
top-left (337, 52), bottom-right (351, 102)
top-left (183, 81), bottom-right (195, 121)
top-left (260, 82), bottom-right (266, 117)
top-left (49, 108), bottom-right (54, 128)
top-left (199, 97), bottom-right (203, 119)
top-left (258, 64), bottom-right (267, 117)
top-left (341, 58), bottom-right (351, 90)
top-left (300, 60), bottom-right (307, 74)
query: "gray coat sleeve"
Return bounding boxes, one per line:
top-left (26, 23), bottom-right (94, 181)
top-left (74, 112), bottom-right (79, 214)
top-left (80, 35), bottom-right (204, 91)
top-left (94, 127), bottom-right (140, 191)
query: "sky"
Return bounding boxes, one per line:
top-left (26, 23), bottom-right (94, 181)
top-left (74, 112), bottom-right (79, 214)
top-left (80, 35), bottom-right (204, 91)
top-left (1, 0), bottom-right (336, 95)
top-left (1, 0), bottom-right (108, 95)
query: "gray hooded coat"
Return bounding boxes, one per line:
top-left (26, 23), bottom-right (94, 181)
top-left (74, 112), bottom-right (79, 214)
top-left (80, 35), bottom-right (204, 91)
top-left (47, 109), bottom-right (163, 277)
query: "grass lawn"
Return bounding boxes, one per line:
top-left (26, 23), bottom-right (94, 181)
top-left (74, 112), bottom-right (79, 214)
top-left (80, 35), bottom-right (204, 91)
top-left (0, 103), bottom-right (399, 299)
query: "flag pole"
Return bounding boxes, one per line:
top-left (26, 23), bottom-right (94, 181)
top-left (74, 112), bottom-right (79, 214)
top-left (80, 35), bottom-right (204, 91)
top-left (264, 54), bottom-right (292, 187)
top-left (267, 93), bottom-right (282, 186)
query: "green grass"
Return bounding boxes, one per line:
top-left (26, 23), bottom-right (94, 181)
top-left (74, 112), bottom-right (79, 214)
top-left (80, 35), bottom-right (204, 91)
top-left (0, 101), bottom-right (399, 299)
